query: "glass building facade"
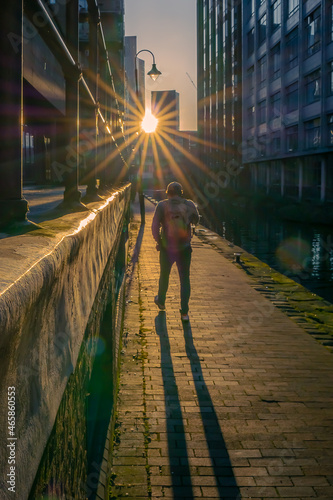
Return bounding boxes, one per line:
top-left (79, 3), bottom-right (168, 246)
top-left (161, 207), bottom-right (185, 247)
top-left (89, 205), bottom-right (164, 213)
top-left (242, 0), bottom-right (333, 201)
top-left (197, 0), bottom-right (333, 202)
top-left (197, 0), bottom-right (243, 185)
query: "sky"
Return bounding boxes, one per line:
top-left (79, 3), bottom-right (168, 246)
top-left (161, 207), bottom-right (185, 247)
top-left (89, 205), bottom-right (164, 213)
top-left (124, 0), bottom-right (197, 131)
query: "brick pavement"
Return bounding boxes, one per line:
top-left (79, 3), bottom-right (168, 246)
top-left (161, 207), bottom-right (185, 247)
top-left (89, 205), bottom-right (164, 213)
top-left (109, 199), bottom-right (333, 500)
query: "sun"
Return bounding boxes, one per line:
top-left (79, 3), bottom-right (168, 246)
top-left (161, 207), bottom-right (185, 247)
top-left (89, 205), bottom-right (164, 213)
top-left (141, 110), bottom-right (158, 133)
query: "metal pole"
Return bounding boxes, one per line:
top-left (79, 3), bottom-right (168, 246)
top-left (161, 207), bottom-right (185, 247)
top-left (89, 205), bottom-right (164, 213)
top-left (85, 12), bottom-right (100, 199)
top-left (63, 0), bottom-right (81, 204)
top-left (135, 58), bottom-right (145, 225)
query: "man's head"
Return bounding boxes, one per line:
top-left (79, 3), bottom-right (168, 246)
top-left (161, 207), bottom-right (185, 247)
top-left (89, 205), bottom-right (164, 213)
top-left (166, 182), bottom-right (183, 198)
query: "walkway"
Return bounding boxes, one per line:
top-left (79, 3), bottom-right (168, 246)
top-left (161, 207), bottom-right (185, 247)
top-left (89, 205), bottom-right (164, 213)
top-left (109, 199), bottom-right (333, 500)
top-left (23, 185), bottom-right (87, 218)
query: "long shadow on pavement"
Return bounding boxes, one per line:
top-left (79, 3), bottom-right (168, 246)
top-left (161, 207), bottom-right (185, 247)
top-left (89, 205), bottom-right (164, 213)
top-left (155, 312), bottom-right (195, 499)
top-left (131, 222), bottom-right (145, 267)
top-left (182, 320), bottom-right (241, 499)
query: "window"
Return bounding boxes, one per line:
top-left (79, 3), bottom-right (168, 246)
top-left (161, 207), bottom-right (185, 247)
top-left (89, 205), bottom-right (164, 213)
top-left (271, 160), bottom-right (281, 187)
top-left (245, 139), bottom-right (257, 160)
top-left (258, 136), bottom-right (267, 156)
top-left (247, 65), bottom-right (255, 93)
top-left (329, 1), bottom-right (333, 43)
top-left (271, 0), bottom-right (281, 31)
top-left (231, 7), bottom-right (237, 32)
top-left (286, 28), bottom-right (298, 70)
top-left (286, 82), bottom-right (299, 112)
top-left (222, 19), bottom-right (228, 47)
top-left (248, 0), bottom-right (255, 19)
top-left (305, 70), bottom-right (321, 104)
top-left (285, 159), bottom-right (298, 192)
top-left (270, 44), bottom-right (280, 80)
top-left (271, 133), bottom-right (281, 155)
top-left (248, 28), bottom-right (254, 56)
top-left (328, 115), bottom-right (333, 145)
top-left (258, 14), bottom-right (267, 46)
top-left (247, 106), bottom-right (255, 128)
top-left (258, 55), bottom-right (267, 89)
top-left (287, 0), bottom-right (299, 17)
top-left (305, 8), bottom-right (321, 57)
top-left (286, 125), bottom-right (298, 152)
top-left (305, 118), bottom-right (321, 148)
top-left (23, 129), bottom-right (36, 166)
top-left (270, 92), bottom-right (281, 120)
top-left (30, 135), bottom-right (35, 163)
top-left (329, 62), bottom-right (333, 95)
top-left (258, 99), bottom-right (267, 124)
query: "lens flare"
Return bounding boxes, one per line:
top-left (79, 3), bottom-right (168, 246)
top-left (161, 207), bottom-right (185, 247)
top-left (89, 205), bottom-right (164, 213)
top-left (141, 110), bottom-right (158, 133)
top-left (86, 337), bottom-right (106, 356)
top-left (276, 237), bottom-right (311, 273)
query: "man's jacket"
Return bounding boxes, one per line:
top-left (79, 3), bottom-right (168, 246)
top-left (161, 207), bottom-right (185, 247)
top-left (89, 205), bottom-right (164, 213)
top-left (152, 196), bottom-right (200, 252)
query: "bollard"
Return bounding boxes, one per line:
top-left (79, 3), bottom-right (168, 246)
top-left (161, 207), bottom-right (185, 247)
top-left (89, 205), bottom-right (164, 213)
top-left (234, 252), bottom-right (242, 263)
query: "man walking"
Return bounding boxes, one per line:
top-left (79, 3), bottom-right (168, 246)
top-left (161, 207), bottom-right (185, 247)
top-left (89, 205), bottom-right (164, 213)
top-left (152, 182), bottom-right (199, 321)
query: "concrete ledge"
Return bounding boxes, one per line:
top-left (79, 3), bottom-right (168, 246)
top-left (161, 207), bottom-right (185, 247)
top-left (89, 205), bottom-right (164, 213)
top-left (0, 184), bottom-right (131, 499)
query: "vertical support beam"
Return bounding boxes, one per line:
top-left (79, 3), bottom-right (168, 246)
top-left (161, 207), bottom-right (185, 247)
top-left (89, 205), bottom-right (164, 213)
top-left (266, 163), bottom-right (270, 195)
top-left (63, 74), bottom-right (81, 203)
top-left (298, 157), bottom-right (303, 201)
top-left (63, 0), bottom-right (81, 204)
top-left (85, 14), bottom-right (100, 199)
top-left (0, 0), bottom-right (28, 226)
top-left (98, 51), bottom-right (108, 190)
top-left (321, 157), bottom-right (326, 202)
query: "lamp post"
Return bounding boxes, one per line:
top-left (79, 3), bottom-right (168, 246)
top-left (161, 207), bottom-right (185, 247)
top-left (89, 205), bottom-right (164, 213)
top-left (135, 49), bottom-right (161, 224)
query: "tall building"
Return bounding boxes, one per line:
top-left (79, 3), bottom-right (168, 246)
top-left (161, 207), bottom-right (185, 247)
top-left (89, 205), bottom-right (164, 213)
top-left (149, 90), bottom-right (180, 188)
top-left (242, 0), bottom-right (333, 201)
top-left (151, 90), bottom-right (180, 130)
top-left (197, 0), bottom-right (333, 204)
top-left (197, 0), bottom-right (242, 187)
top-left (124, 36), bottom-right (145, 188)
top-left (124, 36), bottom-right (145, 128)
top-left (0, 0), bottom-right (128, 226)
top-left (149, 90), bottom-right (197, 192)
top-left (79, 0), bottom-right (128, 189)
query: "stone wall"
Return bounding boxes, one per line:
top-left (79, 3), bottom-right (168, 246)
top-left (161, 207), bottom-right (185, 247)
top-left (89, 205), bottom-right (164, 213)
top-left (0, 185), bottom-right (131, 499)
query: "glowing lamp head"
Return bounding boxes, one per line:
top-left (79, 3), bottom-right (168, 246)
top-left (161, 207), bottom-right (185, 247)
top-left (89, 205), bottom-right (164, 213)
top-left (147, 63), bottom-right (162, 81)
top-left (141, 110), bottom-right (158, 133)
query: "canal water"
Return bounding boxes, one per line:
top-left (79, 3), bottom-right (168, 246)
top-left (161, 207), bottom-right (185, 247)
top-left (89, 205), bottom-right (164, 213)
top-left (202, 201), bottom-right (333, 304)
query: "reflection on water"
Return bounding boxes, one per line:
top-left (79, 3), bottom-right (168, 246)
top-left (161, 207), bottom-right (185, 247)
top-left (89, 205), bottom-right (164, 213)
top-left (202, 201), bottom-right (333, 304)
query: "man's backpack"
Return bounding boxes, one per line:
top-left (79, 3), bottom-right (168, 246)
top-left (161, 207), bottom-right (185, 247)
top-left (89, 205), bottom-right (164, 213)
top-left (163, 200), bottom-right (190, 250)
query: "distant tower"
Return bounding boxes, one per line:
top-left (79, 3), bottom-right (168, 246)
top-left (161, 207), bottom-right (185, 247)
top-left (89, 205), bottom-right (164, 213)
top-left (151, 90), bottom-right (180, 131)
top-left (100, 0), bottom-right (125, 107)
top-left (125, 36), bottom-right (145, 116)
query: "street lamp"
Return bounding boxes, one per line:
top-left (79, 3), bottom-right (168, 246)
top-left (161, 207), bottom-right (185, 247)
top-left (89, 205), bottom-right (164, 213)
top-left (136, 49), bottom-right (162, 82)
top-left (135, 49), bottom-right (161, 224)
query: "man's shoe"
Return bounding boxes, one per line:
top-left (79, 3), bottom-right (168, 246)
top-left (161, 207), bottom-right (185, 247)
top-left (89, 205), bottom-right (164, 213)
top-left (154, 296), bottom-right (165, 310)
top-left (181, 313), bottom-right (189, 322)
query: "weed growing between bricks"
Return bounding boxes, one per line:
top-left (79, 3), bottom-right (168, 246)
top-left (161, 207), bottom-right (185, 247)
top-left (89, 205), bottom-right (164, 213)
top-left (137, 259), bottom-right (153, 498)
top-left (108, 387), bottom-right (123, 497)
